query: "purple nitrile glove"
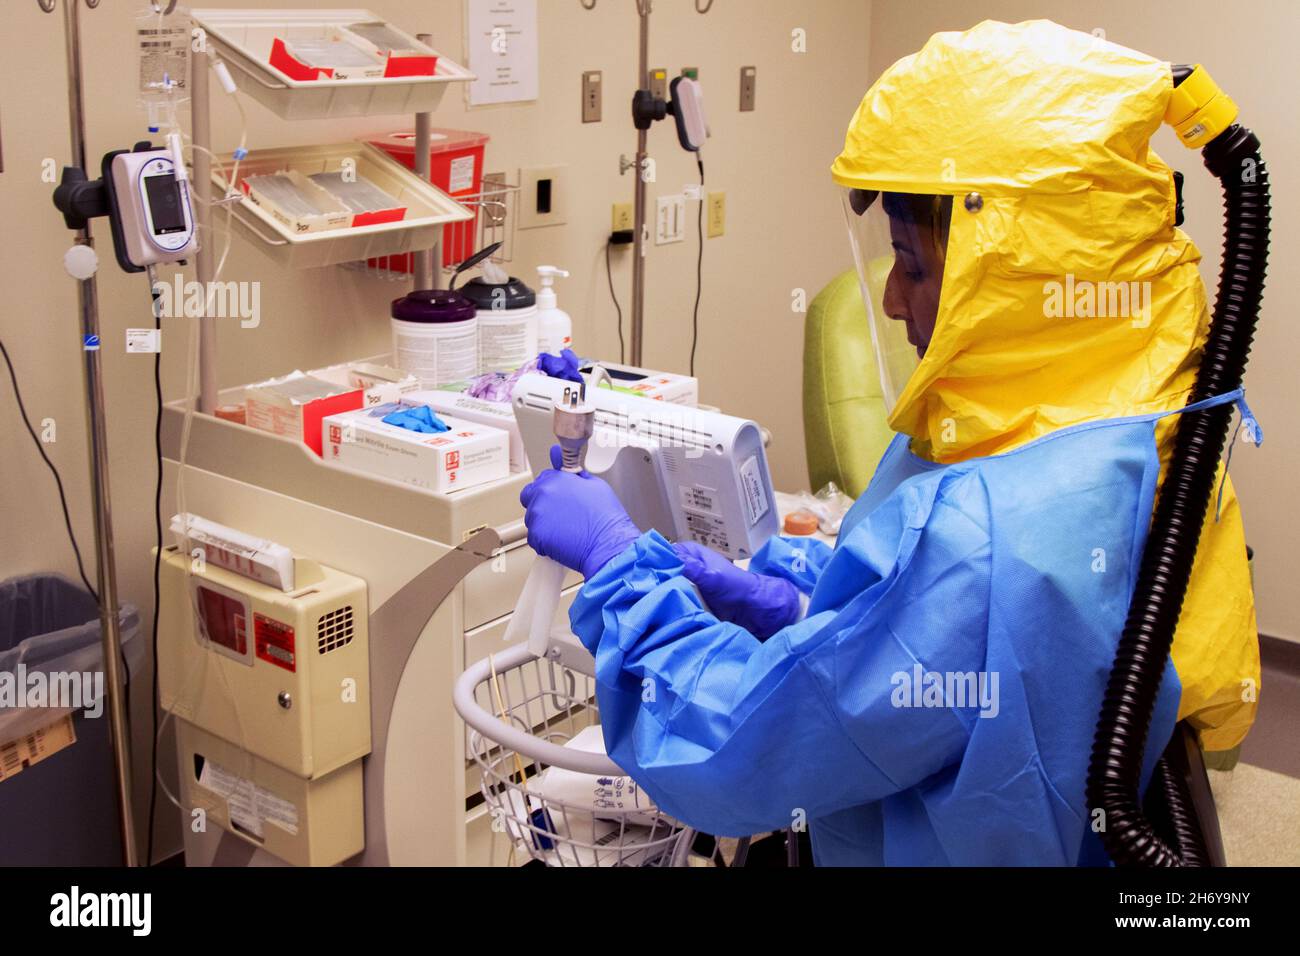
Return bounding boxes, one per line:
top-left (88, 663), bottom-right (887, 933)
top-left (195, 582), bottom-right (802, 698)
top-left (671, 541), bottom-right (802, 641)
top-left (537, 348), bottom-right (584, 384)
top-left (520, 445), bottom-right (641, 579)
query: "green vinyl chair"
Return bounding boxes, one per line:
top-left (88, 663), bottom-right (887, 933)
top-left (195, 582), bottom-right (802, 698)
top-left (802, 269), bottom-right (895, 498)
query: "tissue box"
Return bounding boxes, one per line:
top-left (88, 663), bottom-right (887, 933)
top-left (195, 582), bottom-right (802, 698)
top-left (322, 405), bottom-right (509, 493)
top-left (406, 389), bottom-right (526, 472)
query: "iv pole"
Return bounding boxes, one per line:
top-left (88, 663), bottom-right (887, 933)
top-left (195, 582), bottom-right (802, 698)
top-left (40, 0), bottom-right (139, 867)
top-left (630, 0), bottom-right (651, 367)
top-left (585, 0), bottom-right (713, 366)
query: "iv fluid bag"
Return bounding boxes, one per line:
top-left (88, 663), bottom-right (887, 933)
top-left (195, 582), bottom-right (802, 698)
top-left (137, 4), bottom-right (191, 127)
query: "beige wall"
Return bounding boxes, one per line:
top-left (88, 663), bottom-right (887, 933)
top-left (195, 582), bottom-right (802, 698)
top-left (868, 0), bottom-right (1299, 643)
top-left (2, 0), bottom-right (871, 859)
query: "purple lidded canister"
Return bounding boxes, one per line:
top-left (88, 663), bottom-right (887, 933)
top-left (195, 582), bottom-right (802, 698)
top-left (391, 288), bottom-right (479, 388)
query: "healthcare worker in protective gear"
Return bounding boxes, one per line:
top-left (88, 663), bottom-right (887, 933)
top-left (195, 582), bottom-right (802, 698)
top-left (520, 20), bottom-right (1259, 865)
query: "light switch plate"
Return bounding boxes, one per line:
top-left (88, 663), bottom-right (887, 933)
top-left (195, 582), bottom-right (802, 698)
top-left (740, 66), bottom-right (757, 112)
top-left (582, 71), bottom-right (602, 123)
top-left (519, 166), bottom-right (567, 230)
top-left (656, 194), bottom-right (685, 244)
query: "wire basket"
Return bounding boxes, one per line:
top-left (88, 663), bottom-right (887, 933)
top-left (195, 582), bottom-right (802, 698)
top-left (347, 177), bottom-right (519, 283)
top-left (454, 642), bottom-right (695, 867)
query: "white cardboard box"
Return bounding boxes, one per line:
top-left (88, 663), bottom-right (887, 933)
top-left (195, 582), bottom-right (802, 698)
top-left (243, 364), bottom-right (419, 456)
top-left (310, 360), bottom-right (421, 405)
top-left (321, 404), bottom-right (509, 493)
top-left (583, 362), bottom-right (698, 405)
top-left (406, 389), bottom-right (527, 473)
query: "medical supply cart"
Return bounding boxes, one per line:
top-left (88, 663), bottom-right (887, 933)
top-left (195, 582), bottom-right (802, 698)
top-left (161, 10), bottom-right (543, 866)
top-left (162, 381), bottom-right (579, 865)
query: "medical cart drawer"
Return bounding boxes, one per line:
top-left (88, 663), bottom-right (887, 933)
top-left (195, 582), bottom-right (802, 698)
top-left (462, 583), bottom-right (582, 674)
top-left (462, 543), bottom-right (581, 631)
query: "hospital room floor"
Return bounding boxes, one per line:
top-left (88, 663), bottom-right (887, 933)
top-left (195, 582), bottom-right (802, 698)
top-left (1210, 636), bottom-right (1300, 866)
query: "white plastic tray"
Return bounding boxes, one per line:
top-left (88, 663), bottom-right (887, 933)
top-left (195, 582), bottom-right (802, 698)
top-left (191, 8), bottom-right (474, 120)
top-left (213, 143), bottom-right (473, 269)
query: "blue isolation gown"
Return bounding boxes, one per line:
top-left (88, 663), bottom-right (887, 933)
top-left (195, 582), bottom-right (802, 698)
top-left (569, 412), bottom-right (1192, 865)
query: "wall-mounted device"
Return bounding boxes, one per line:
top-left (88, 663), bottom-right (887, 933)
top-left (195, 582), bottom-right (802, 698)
top-left (157, 544), bottom-right (371, 867)
top-left (512, 372), bottom-right (778, 560)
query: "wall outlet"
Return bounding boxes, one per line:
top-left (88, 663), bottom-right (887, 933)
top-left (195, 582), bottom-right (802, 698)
top-left (519, 165), bottom-right (567, 229)
top-left (655, 194), bottom-right (685, 244)
top-left (707, 191), bottom-right (725, 238)
top-left (612, 202), bottom-right (634, 232)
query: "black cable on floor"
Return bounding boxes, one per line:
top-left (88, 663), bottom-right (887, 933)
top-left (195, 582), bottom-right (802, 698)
top-left (689, 155), bottom-right (705, 377)
top-left (1, 337), bottom-right (99, 602)
top-left (606, 239), bottom-right (625, 364)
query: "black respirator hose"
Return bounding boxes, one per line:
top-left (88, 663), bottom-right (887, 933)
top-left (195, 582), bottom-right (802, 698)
top-left (1142, 735), bottom-right (1209, 863)
top-left (1086, 120), bottom-right (1269, 867)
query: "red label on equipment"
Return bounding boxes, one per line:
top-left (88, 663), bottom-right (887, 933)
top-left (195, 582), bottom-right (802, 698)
top-left (445, 450), bottom-right (461, 471)
top-left (255, 613), bottom-right (296, 672)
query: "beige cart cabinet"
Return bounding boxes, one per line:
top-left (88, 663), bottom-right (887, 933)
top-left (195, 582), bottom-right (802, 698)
top-left (161, 388), bottom-right (579, 867)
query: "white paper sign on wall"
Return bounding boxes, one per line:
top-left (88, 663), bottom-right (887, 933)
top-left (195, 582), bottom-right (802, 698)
top-left (466, 0), bottom-right (539, 106)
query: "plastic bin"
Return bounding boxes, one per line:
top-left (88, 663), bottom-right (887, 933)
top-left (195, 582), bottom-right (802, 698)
top-left (213, 142), bottom-right (473, 270)
top-left (190, 9), bottom-right (474, 120)
top-left (0, 574), bottom-right (142, 865)
top-left (367, 129), bottom-right (489, 269)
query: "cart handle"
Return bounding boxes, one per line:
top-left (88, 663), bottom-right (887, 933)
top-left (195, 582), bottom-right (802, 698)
top-left (454, 643), bottom-right (624, 776)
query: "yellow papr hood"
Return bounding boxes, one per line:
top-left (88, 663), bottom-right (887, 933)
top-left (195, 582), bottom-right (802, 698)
top-left (832, 20), bottom-right (1257, 749)
top-left (834, 19), bottom-right (1202, 461)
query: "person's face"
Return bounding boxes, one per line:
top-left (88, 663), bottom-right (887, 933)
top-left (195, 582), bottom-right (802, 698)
top-left (882, 215), bottom-right (947, 357)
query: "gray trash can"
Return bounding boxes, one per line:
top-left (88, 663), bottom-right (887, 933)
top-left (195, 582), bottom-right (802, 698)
top-left (0, 573), bottom-right (141, 865)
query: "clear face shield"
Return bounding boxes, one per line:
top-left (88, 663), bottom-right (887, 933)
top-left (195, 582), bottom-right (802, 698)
top-left (841, 188), bottom-right (953, 413)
